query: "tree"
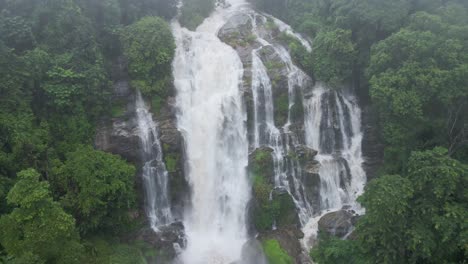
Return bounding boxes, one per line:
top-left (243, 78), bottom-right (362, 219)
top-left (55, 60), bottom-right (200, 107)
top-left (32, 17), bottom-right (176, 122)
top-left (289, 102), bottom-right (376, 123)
top-left (311, 28), bottom-right (357, 87)
top-left (51, 146), bottom-right (136, 234)
top-left (313, 148), bottom-right (467, 263)
top-left (368, 12), bottom-right (468, 171)
top-left (121, 16), bottom-right (175, 96)
top-left (0, 169), bottom-right (84, 263)
top-left (357, 148), bottom-right (467, 263)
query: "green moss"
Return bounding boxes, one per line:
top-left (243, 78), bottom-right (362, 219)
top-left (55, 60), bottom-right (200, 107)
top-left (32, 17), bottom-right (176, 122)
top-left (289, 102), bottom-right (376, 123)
top-left (262, 239), bottom-right (293, 264)
top-left (274, 94), bottom-right (289, 126)
top-left (289, 89), bottom-right (304, 123)
top-left (151, 96), bottom-right (164, 114)
top-left (111, 99), bottom-right (127, 117)
top-left (272, 191), bottom-right (297, 227)
top-left (164, 153), bottom-right (178, 173)
top-left (250, 148), bottom-right (277, 232)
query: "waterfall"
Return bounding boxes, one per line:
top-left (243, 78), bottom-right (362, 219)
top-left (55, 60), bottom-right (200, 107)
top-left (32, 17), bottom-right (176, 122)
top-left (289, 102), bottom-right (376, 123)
top-left (249, 15), bottom-right (315, 225)
top-left (172, 1), bottom-right (251, 263)
top-left (135, 90), bottom-right (172, 230)
top-left (249, 13), bottom-right (366, 247)
top-left (302, 84), bottom-right (366, 247)
top-left (168, 0), bottom-right (367, 261)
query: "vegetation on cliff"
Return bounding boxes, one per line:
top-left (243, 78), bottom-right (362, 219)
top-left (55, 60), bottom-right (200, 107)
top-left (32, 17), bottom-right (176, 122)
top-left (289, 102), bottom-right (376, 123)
top-left (0, 0), bottom-right (177, 262)
top-left (250, 0), bottom-right (468, 262)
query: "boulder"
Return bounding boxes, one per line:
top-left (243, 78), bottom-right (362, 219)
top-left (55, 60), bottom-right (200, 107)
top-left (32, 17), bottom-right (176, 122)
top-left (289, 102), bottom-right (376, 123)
top-left (94, 116), bottom-right (141, 164)
top-left (271, 187), bottom-right (300, 228)
top-left (317, 210), bottom-right (357, 238)
top-left (258, 227), bottom-right (305, 264)
top-left (131, 221), bottom-right (186, 264)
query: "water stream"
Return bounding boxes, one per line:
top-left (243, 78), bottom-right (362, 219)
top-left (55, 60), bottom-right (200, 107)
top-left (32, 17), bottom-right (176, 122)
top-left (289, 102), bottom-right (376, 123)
top-left (135, 90), bottom-right (173, 230)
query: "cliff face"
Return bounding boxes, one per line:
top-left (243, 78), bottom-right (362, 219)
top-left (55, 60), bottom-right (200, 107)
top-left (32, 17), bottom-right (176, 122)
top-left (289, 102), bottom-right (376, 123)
top-left (94, 56), bottom-right (188, 263)
top-left (94, 10), bottom-right (382, 264)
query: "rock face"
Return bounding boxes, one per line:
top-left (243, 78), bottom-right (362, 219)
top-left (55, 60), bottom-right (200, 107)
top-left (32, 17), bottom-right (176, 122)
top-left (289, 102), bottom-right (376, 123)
top-left (94, 56), bottom-right (189, 261)
top-left (95, 57), bottom-right (141, 164)
top-left (154, 94), bottom-right (189, 221)
top-left (361, 105), bottom-right (384, 180)
top-left (129, 222), bottom-right (186, 264)
top-left (318, 210), bottom-right (358, 238)
top-left (220, 13), bottom-right (318, 264)
top-left (258, 227), bottom-right (305, 263)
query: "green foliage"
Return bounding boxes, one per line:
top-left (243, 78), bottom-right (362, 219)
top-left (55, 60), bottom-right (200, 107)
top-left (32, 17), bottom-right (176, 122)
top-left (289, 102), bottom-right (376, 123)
top-left (179, 0), bottom-right (215, 30)
top-left (278, 32), bottom-right (312, 74)
top-left (313, 148), bottom-right (467, 263)
top-left (82, 237), bottom-right (152, 264)
top-left (262, 239), bottom-right (293, 264)
top-left (310, 232), bottom-right (369, 264)
top-left (311, 29), bottom-right (357, 87)
top-left (51, 146), bottom-right (136, 235)
top-left (251, 149), bottom-right (276, 231)
top-left (0, 169), bottom-right (84, 263)
top-left (358, 148), bottom-right (467, 263)
top-left (121, 16), bottom-right (175, 97)
top-left (274, 94), bottom-right (289, 126)
top-left (164, 153), bottom-right (179, 173)
top-left (368, 12), bottom-right (468, 171)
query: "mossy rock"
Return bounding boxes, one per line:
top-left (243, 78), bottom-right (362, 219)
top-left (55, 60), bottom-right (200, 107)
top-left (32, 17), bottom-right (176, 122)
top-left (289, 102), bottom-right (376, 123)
top-left (274, 93), bottom-right (289, 127)
top-left (249, 147), bottom-right (275, 232)
top-left (262, 239), bottom-right (294, 264)
top-left (289, 87), bottom-right (304, 124)
top-left (271, 188), bottom-right (299, 228)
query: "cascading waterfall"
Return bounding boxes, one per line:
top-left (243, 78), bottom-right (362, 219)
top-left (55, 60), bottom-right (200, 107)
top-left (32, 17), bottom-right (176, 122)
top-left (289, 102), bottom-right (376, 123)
top-left (135, 91), bottom-right (172, 230)
top-left (302, 84), bottom-right (366, 247)
top-left (172, 1), bottom-right (251, 263)
top-left (249, 15), bottom-right (315, 225)
top-left (249, 13), bottom-right (366, 247)
top-left (168, 0), bottom-right (366, 261)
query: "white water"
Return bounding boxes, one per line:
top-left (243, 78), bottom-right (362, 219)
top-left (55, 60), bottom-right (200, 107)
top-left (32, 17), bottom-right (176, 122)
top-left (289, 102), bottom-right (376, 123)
top-left (172, 1), bottom-right (251, 263)
top-left (302, 84), bottom-right (366, 247)
top-left (169, 0), bottom-right (366, 261)
top-left (250, 15), bottom-right (315, 225)
top-left (135, 91), bottom-right (172, 230)
top-left (249, 13), bottom-right (367, 249)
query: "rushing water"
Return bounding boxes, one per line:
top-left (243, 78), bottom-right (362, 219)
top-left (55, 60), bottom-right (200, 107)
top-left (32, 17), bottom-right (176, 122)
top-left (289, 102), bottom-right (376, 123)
top-left (167, 0), bottom-right (366, 262)
top-left (172, 1), bottom-right (251, 263)
top-left (301, 84), bottom-right (366, 247)
top-left (135, 90), bottom-right (172, 230)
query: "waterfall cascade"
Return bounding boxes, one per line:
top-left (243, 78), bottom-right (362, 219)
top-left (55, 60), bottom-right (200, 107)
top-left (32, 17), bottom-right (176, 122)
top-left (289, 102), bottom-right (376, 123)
top-left (167, 0), bottom-right (367, 262)
top-left (172, 1), bottom-right (251, 263)
top-left (135, 91), bottom-right (172, 230)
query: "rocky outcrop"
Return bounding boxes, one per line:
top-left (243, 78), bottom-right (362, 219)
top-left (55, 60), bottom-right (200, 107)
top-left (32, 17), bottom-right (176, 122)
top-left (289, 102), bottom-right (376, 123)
top-left (154, 94), bottom-right (189, 221)
top-left (258, 227), bottom-right (305, 263)
top-left (317, 209), bottom-right (359, 238)
top-left (361, 105), bottom-right (384, 180)
top-left (128, 222), bottom-right (186, 264)
top-left (95, 57), bottom-right (141, 163)
top-left (293, 145), bottom-right (321, 213)
top-left (94, 56), bottom-right (189, 259)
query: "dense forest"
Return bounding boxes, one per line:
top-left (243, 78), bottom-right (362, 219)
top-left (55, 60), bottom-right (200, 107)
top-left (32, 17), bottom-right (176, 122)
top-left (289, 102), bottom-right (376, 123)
top-left (0, 0), bottom-right (467, 263)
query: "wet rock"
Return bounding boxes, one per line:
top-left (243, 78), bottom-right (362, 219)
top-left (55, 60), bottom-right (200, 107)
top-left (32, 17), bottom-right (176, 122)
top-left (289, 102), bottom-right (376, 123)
top-left (361, 105), bottom-right (383, 180)
top-left (131, 222), bottom-right (186, 264)
top-left (318, 210), bottom-right (357, 238)
top-left (272, 187), bottom-right (300, 228)
top-left (95, 116), bottom-right (141, 164)
top-left (258, 227), bottom-right (305, 263)
top-left (239, 239), bottom-right (268, 264)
